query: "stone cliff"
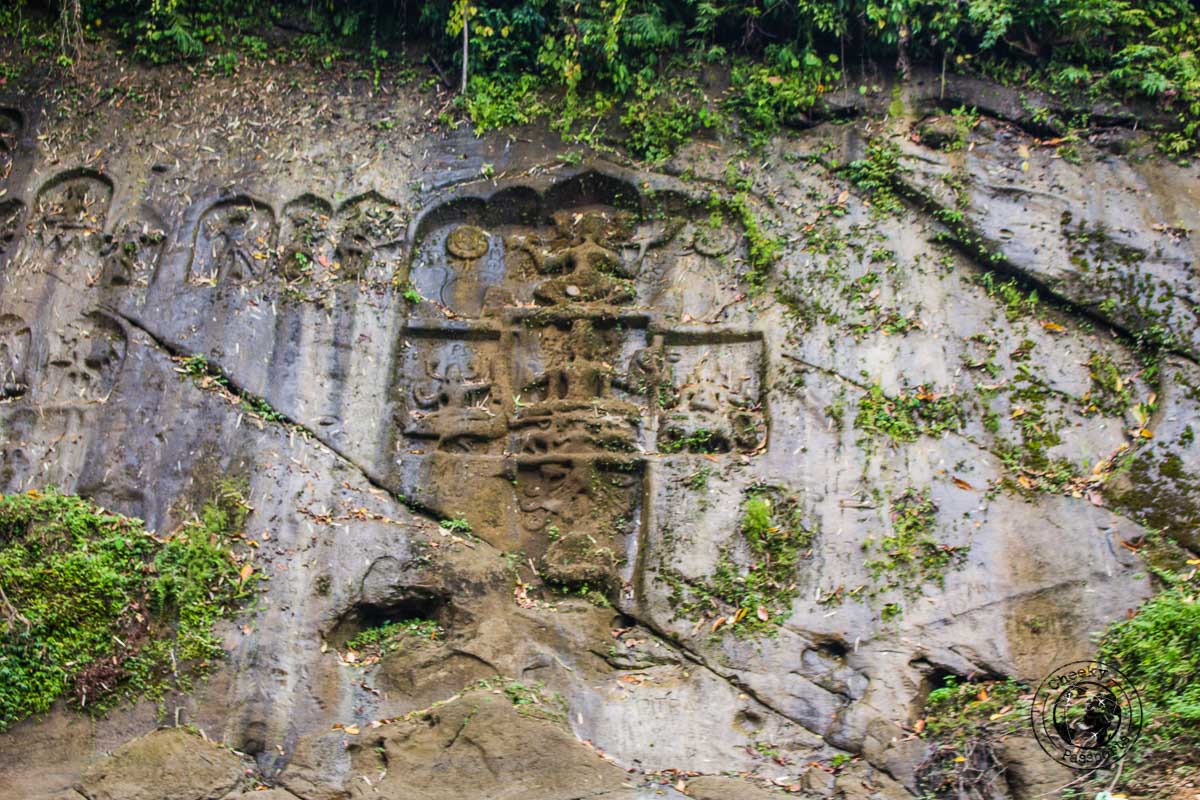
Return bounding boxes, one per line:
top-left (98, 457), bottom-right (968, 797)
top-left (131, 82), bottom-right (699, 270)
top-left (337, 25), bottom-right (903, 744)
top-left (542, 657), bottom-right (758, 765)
top-left (0, 62), bottom-right (1197, 799)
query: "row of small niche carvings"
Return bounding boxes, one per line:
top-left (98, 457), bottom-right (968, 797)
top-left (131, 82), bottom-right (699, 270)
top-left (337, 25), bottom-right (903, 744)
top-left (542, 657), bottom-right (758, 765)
top-left (2, 170), bottom-right (748, 306)
top-left (0, 169), bottom-right (406, 284)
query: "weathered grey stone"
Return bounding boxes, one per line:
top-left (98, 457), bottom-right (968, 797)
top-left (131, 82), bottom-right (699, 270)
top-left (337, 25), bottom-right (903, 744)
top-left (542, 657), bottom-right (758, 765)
top-left (683, 775), bottom-right (788, 799)
top-left (995, 736), bottom-right (1076, 800)
top-left (0, 58), bottom-right (1183, 800)
top-left (77, 728), bottom-right (245, 800)
top-left (345, 691), bottom-right (628, 800)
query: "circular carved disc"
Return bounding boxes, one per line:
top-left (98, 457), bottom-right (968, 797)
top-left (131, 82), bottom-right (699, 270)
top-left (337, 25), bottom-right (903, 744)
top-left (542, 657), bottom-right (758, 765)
top-left (446, 225), bottom-right (489, 260)
top-left (692, 223), bottom-right (737, 257)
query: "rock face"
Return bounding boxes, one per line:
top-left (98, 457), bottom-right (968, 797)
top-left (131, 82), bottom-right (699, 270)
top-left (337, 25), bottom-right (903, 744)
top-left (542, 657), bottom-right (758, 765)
top-left (0, 62), bottom-right (1194, 800)
top-left (76, 728), bottom-right (246, 800)
top-left (346, 690), bottom-right (631, 800)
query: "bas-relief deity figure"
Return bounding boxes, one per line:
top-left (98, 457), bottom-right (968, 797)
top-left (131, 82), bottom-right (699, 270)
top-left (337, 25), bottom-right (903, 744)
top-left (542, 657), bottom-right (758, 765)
top-left (0, 314), bottom-right (31, 400)
top-left (403, 341), bottom-right (505, 452)
top-left (43, 313), bottom-right (127, 404)
top-left (0, 199), bottom-right (23, 265)
top-left (335, 193), bottom-right (406, 281)
top-left (274, 192), bottom-right (405, 285)
top-left (511, 319), bottom-right (645, 456)
top-left (658, 348), bottom-right (766, 453)
top-left (509, 209), bottom-right (639, 307)
top-left (191, 200), bottom-right (274, 285)
top-left (0, 108), bottom-right (22, 184)
top-left (24, 173), bottom-right (114, 284)
top-left (100, 207), bottom-right (167, 288)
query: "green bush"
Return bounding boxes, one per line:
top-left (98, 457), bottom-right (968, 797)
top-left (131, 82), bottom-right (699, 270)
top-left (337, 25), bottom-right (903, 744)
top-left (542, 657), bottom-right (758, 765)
top-left (464, 72), bottom-right (547, 135)
top-left (0, 485), bottom-right (257, 729)
top-left (620, 74), bottom-right (710, 162)
top-left (725, 47), bottom-right (840, 143)
top-left (1099, 581), bottom-right (1200, 721)
top-left (8, 1), bottom-right (1200, 152)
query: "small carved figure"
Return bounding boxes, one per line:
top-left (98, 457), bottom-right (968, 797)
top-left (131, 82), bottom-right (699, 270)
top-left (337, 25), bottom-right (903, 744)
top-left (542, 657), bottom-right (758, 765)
top-left (334, 194), bottom-right (405, 281)
top-left (191, 200), bottom-right (274, 285)
top-left (44, 313), bottom-right (127, 403)
top-left (100, 212), bottom-right (166, 287)
top-left (659, 353), bottom-right (764, 452)
top-left (405, 343), bottom-right (503, 451)
top-left (513, 320), bottom-right (642, 455)
top-left (0, 200), bottom-right (23, 264)
top-left (510, 210), bottom-right (637, 306)
top-left (0, 314), bottom-right (31, 399)
top-left (278, 196), bottom-right (333, 283)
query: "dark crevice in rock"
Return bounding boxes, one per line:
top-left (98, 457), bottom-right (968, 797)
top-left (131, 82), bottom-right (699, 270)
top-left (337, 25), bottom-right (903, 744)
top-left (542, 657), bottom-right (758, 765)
top-left (328, 592), bottom-right (449, 648)
top-left (814, 636), bottom-right (850, 660)
top-left (899, 175), bottom-right (1197, 369)
top-left (819, 68), bottom-right (1159, 141)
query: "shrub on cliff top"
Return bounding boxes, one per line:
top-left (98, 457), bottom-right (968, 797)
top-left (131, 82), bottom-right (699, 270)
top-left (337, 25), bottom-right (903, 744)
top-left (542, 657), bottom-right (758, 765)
top-left (9, 1), bottom-right (1200, 151)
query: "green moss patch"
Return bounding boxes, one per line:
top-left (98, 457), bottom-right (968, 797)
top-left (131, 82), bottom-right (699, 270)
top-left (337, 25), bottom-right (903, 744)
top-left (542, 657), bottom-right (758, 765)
top-left (0, 484), bottom-right (258, 729)
top-left (666, 486), bottom-right (815, 636)
top-left (854, 383), bottom-right (965, 444)
top-left (864, 488), bottom-right (967, 604)
top-left (343, 618), bottom-right (444, 665)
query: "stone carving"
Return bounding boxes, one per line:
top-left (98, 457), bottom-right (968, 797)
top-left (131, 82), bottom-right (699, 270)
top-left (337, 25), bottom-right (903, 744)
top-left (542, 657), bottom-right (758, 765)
top-left (101, 206), bottom-right (167, 287)
top-left (278, 195), bottom-right (334, 282)
top-left (0, 314), bottom-right (31, 400)
top-left (445, 225), bottom-right (489, 260)
top-left (34, 171), bottom-right (113, 247)
top-left (653, 219), bottom-right (746, 320)
top-left (272, 192), bottom-right (405, 285)
top-left (517, 459), bottom-right (640, 588)
top-left (656, 339), bottom-right (767, 453)
top-left (0, 108), bottom-right (21, 183)
top-left (333, 192), bottom-right (405, 282)
top-left (407, 172), bottom-right (749, 320)
top-left (399, 336), bottom-right (505, 453)
top-left (24, 171), bottom-right (113, 284)
top-left (510, 319), bottom-right (645, 456)
top-left (510, 209), bottom-right (639, 306)
top-left (43, 312), bottom-right (127, 404)
top-left (0, 199), bottom-right (23, 264)
top-left (388, 172), bottom-right (769, 589)
top-left (189, 198), bottom-right (274, 285)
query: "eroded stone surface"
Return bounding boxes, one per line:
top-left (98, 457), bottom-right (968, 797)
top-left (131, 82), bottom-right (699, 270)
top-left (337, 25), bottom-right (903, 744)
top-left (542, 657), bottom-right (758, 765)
top-left (76, 728), bottom-right (246, 800)
top-left (0, 62), bottom-right (1192, 800)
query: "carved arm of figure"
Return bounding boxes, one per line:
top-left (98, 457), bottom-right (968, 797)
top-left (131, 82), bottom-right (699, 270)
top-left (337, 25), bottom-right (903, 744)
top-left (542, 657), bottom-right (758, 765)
top-left (508, 234), bottom-right (572, 275)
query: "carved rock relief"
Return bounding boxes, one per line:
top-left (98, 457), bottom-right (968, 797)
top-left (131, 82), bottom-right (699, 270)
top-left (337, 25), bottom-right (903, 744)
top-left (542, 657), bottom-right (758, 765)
top-left (101, 205), bottom-right (167, 288)
top-left (27, 171), bottom-right (113, 282)
top-left (656, 337), bottom-right (767, 454)
top-left (275, 192), bottom-right (407, 286)
top-left (395, 332), bottom-right (506, 454)
top-left (517, 458), bottom-right (642, 589)
top-left (0, 108), bottom-right (21, 184)
top-left (0, 198), bottom-right (23, 265)
top-left (41, 312), bottom-right (128, 405)
top-left (0, 313), bottom-right (31, 400)
top-left (386, 172), bottom-right (772, 590)
top-left (278, 194), bottom-right (334, 282)
top-left (406, 173), bottom-right (713, 318)
top-left (509, 318), bottom-right (650, 456)
top-left (333, 192), bottom-right (406, 283)
top-left (188, 197), bottom-right (275, 285)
